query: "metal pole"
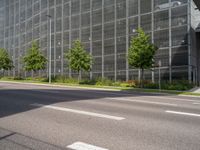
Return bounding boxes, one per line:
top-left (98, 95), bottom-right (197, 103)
top-left (47, 15), bottom-right (52, 84)
top-left (158, 60), bottom-right (161, 91)
top-left (49, 17), bottom-right (52, 84)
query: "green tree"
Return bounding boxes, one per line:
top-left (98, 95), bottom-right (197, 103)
top-left (0, 48), bottom-right (14, 76)
top-left (65, 40), bottom-right (92, 82)
top-left (23, 41), bottom-right (47, 76)
top-left (128, 28), bottom-right (158, 87)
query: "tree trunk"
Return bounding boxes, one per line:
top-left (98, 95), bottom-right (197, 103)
top-left (78, 70), bottom-right (81, 83)
top-left (141, 68), bottom-right (144, 88)
top-left (2, 69), bottom-right (5, 77)
top-left (31, 70), bottom-right (34, 78)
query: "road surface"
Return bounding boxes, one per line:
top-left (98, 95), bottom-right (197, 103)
top-left (0, 82), bottom-right (200, 150)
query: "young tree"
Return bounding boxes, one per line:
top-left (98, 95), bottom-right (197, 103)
top-left (23, 41), bottom-right (47, 76)
top-left (65, 40), bottom-right (92, 82)
top-left (0, 48), bottom-right (14, 76)
top-left (128, 28), bottom-right (158, 87)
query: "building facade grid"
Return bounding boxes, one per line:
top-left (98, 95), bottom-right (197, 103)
top-left (0, 0), bottom-right (197, 82)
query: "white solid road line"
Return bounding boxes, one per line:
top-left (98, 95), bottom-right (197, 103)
top-left (67, 142), bottom-right (108, 150)
top-left (31, 103), bottom-right (125, 121)
top-left (142, 96), bottom-right (200, 103)
top-left (107, 98), bottom-right (178, 106)
top-left (193, 103), bottom-right (200, 105)
top-left (166, 110), bottom-right (200, 117)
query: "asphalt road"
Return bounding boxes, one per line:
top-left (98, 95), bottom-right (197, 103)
top-left (0, 82), bottom-right (200, 150)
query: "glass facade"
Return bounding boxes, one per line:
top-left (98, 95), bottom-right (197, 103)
top-left (0, 0), bottom-right (197, 82)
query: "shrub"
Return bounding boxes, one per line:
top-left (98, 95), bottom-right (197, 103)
top-left (13, 76), bottom-right (24, 80)
top-left (79, 79), bottom-right (96, 85)
top-left (95, 78), bottom-right (113, 86)
top-left (144, 83), bottom-right (158, 89)
top-left (120, 82), bottom-right (131, 87)
top-left (112, 82), bottom-right (121, 87)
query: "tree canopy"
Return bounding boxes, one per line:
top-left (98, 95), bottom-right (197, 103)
top-left (128, 28), bottom-right (158, 86)
top-left (65, 40), bottom-right (92, 80)
top-left (23, 41), bottom-right (47, 72)
top-left (0, 48), bottom-right (13, 72)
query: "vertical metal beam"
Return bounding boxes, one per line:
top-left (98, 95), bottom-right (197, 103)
top-left (151, 0), bottom-right (155, 83)
top-left (169, 0), bottom-right (172, 83)
top-left (79, 0), bottom-right (82, 79)
top-left (188, 0), bottom-right (192, 83)
top-left (54, 3), bottom-right (56, 77)
top-left (47, 0), bottom-right (50, 78)
top-left (61, 0), bottom-right (64, 76)
top-left (69, 0), bottom-right (72, 78)
top-left (114, 0), bottom-right (117, 81)
top-left (18, 0), bottom-right (21, 76)
top-left (102, 0), bottom-right (104, 79)
top-left (126, 0), bottom-right (129, 81)
top-left (138, 0), bottom-right (141, 82)
top-left (13, 0), bottom-right (16, 77)
top-left (49, 17), bottom-right (52, 83)
top-left (90, 0), bottom-right (93, 79)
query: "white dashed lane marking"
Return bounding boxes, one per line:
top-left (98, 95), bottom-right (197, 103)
top-left (166, 110), bottom-right (200, 117)
top-left (31, 103), bottom-right (125, 121)
top-left (67, 142), bottom-right (109, 150)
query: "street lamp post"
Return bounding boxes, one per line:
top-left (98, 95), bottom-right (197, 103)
top-left (46, 15), bottom-right (52, 84)
top-left (158, 60), bottom-right (162, 91)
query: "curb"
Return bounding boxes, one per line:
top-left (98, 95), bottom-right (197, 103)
top-left (0, 81), bottom-right (120, 91)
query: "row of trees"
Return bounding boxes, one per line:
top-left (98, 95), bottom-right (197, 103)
top-left (0, 40), bottom-right (92, 79)
top-left (0, 28), bottom-right (157, 86)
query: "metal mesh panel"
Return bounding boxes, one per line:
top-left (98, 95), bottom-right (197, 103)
top-left (104, 38), bottom-right (114, 55)
top-left (117, 54), bottom-right (126, 71)
top-left (154, 10), bottom-right (169, 30)
top-left (0, 0), bottom-right (192, 81)
top-left (117, 19), bottom-right (126, 37)
top-left (81, 0), bottom-right (90, 12)
top-left (92, 0), bottom-right (102, 10)
top-left (104, 22), bottom-right (114, 39)
top-left (141, 14), bottom-right (152, 32)
top-left (92, 9), bottom-right (102, 25)
top-left (128, 0), bottom-right (138, 17)
top-left (116, 0), bottom-right (126, 19)
top-left (81, 28), bottom-right (90, 43)
top-left (92, 25), bottom-right (102, 41)
top-left (171, 26), bottom-right (187, 46)
top-left (71, 0), bottom-right (80, 15)
top-left (92, 57), bottom-right (102, 72)
top-left (104, 5), bottom-right (115, 23)
top-left (71, 15), bottom-right (80, 29)
top-left (171, 5), bottom-right (187, 27)
top-left (154, 29), bottom-right (169, 48)
top-left (116, 36), bottom-right (126, 54)
top-left (81, 12), bottom-right (90, 27)
top-left (92, 41), bottom-right (102, 56)
top-left (140, 0), bottom-right (152, 14)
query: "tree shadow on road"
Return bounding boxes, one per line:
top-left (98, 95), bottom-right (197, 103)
top-left (0, 84), bottom-right (173, 118)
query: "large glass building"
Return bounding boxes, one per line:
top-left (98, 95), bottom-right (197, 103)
top-left (0, 0), bottom-right (200, 83)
